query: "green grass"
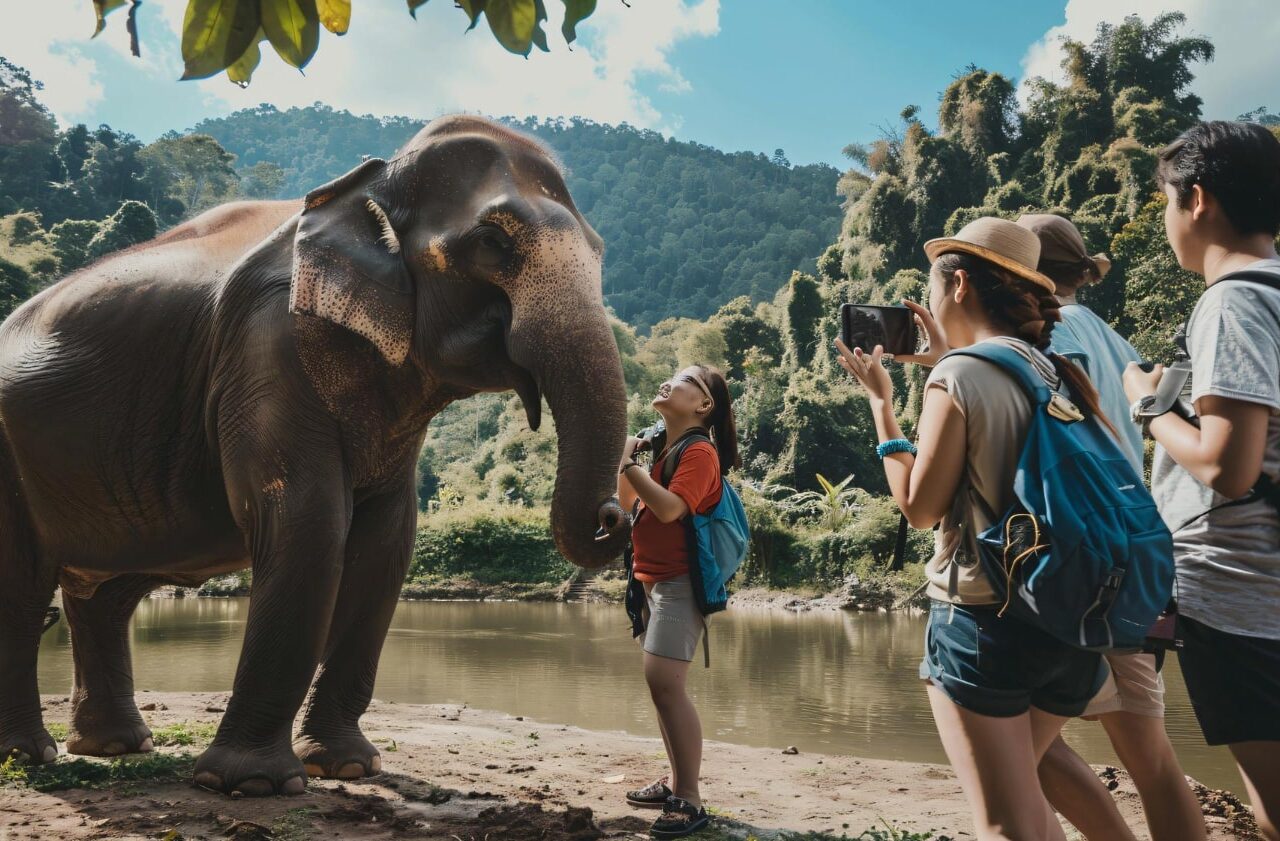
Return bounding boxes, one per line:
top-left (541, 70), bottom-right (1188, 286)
top-left (44, 722), bottom-right (68, 741)
top-left (779, 825), bottom-right (953, 841)
top-left (149, 721), bottom-right (218, 747)
top-left (0, 752), bottom-right (196, 792)
top-left (270, 807), bottom-right (318, 841)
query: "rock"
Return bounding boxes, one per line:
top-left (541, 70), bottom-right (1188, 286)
top-left (782, 746), bottom-right (799, 755)
top-left (205, 705), bottom-right (225, 713)
top-left (140, 702), bottom-right (157, 711)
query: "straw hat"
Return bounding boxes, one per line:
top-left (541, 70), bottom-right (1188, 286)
top-left (924, 217), bottom-right (1057, 293)
top-left (1015, 213), bottom-right (1112, 281)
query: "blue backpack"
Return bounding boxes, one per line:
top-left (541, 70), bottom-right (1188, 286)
top-left (946, 343), bottom-right (1174, 651)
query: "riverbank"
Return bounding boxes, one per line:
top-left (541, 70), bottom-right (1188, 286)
top-left (181, 568), bottom-right (923, 611)
top-left (0, 692), bottom-right (1257, 840)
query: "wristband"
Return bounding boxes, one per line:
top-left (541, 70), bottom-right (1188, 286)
top-left (876, 438), bottom-right (917, 459)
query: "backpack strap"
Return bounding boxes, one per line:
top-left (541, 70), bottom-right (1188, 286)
top-left (660, 429), bottom-right (713, 487)
top-left (1216, 268), bottom-right (1280, 292)
top-left (942, 343), bottom-right (1055, 407)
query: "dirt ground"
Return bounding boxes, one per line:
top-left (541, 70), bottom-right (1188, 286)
top-left (0, 692), bottom-right (1259, 840)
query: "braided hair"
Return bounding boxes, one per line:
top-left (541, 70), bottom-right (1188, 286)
top-left (934, 252), bottom-right (1118, 436)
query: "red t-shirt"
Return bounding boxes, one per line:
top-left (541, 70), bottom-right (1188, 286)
top-left (632, 441), bottom-right (723, 583)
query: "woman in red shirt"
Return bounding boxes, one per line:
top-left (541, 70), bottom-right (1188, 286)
top-left (617, 364), bottom-right (738, 839)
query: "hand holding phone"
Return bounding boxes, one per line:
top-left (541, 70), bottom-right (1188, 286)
top-left (840, 304), bottom-right (918, 357)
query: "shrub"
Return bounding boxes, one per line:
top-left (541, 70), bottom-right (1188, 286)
top-left (412, 503), bottom-right (575, 585)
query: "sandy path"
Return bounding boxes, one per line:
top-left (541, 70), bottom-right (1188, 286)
top-left (0, 692), bottom-right (1257, 840)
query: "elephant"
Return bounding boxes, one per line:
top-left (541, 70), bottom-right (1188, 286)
top-left (0, 115), bottom-right (630, 795)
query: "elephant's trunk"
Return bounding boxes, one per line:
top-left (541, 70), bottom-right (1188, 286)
top-left (508, 296), bottom-right (630, 569)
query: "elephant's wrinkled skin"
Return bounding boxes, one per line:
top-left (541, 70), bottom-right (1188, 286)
top-left (0, 116), bottom-right (630, 795)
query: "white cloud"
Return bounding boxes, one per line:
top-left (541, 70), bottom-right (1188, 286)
top-left (1020, 1), bottom-right (1280, 119)
top-left (12, 0), bottom-right (719, 136)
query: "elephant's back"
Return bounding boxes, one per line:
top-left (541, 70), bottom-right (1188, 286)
top-left (4, 200), bottom-right (300, 336)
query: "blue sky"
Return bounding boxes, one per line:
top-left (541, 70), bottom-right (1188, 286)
top-left (3, 1), bottom-right (1274, 170)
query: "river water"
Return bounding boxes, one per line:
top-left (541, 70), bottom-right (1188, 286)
top-left (36, 598), bottom-right (1242, 793)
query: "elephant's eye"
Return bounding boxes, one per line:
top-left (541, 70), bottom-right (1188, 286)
top-left (468, 224), bottom-right (514, 271)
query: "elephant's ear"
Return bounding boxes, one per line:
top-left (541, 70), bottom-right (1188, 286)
top-left (289, 158), bottom-right (415, 366)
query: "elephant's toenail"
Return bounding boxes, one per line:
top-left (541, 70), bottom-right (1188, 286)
top-left (336, 762), bottom-right (365, 779)
top-left (369, 755), bottom-right (381, 773)
top-left (102, 742), bottom-right (126, 755)
top-left (281, 776), bottom-right (306, 796)
top-left (234, 778), bottom-right (274, 797)
top-left (303, 763), bottom-right (325, 777)
top-left (40, 745), bottom-right (57, 763)
top-left (193, 771), bottom-right (225, 792)
top-left (137, 737), bottom-right (153, 752)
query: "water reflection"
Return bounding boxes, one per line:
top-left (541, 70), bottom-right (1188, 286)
top-left (36, 598), bottom-right (1242, 793)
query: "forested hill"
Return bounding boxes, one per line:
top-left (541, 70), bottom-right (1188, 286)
top-left (193, 107), bottom-right (841, 330)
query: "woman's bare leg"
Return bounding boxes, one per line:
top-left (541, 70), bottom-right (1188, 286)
top-left (1099, 712), bottom-right (1206, 841)
top-left (1229, 741), bottom-right (1280, 841)
top-left (927, 684), bottom-right (1068, 841)
top-left (1038, 735), bottom-right (1138, 841)
top-left (644, 652), bottom-right (702, 806)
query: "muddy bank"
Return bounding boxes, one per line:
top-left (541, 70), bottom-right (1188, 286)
top-left (0, 693), bottom-right (1257, 840)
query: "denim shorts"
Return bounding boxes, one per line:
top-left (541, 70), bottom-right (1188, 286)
top-left (920, 601), bottom-right (1108, 718)
top-left (1178, 615), bottom-right (1280, 746)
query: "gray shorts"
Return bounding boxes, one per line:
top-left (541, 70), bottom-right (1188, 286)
top-left (638, 575), bottom-right (705, 662)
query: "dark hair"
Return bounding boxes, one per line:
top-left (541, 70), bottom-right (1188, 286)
top-left (1156, 121), bottom-right (1280, 237)
top-left (1037, 257), bottom-right (1099, 291)
top-left (934, 252), bottom-right (1117, 436)
top-left (692, 364), bottom-right (740, 474)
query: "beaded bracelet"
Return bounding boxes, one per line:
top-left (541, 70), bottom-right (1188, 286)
top-left (876, 438), bottom-right (917, 460)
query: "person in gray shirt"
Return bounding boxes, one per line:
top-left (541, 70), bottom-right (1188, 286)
top-left (1122, 121), bottom-right (1280, 841)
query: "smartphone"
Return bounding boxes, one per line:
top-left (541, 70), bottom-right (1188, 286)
top-left (840, 304), bottom-right (918, 356)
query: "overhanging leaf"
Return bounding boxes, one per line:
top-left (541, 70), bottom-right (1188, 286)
top-left (91, 0), bottom-right (130, 37)
top-left (406, 0), bottom-right (430, 20)
top-left (180, 0), bottom-right (261, 81)
top-left (530, 0), bottom-right (549, 53)
top-left (316, 0), bottom-right (350, 34)
top-left (226, 27), bottom-right (265, 86)
top-left (456, 0), bottom-right (485, 31)
top-left (559, 0), bottom-right (595, 44)
top-left (261, 0), bottom-right (321, 70)
top-left (480, 0), bottom-right (537, 55)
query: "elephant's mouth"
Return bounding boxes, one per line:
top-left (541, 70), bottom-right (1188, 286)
top-left (512, 366), bottom-right (542, 431)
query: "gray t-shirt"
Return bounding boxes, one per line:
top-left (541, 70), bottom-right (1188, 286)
top-left (1151, 259), bottom-right (1280, 640)
top-left (925, 337), bottom-right (1062, 605)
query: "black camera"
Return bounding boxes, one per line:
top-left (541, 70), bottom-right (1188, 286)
top-left (634, 418), bottom-right (667, 457)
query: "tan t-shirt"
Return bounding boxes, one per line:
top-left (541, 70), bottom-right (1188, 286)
top-left (924, 337), bottom-right (1062, 605)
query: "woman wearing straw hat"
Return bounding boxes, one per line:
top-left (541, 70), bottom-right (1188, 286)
top-left (835, 217), bottom-right (1114, 840)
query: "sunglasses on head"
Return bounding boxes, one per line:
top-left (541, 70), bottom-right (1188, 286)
top-left (678, 373), bottom-right (714, 403)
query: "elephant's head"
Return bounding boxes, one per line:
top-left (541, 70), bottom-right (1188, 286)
top-left (288, 115), bottom-right (628, 567)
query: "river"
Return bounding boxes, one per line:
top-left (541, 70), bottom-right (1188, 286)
top-left (35, 598), bottom-right (1243, 794)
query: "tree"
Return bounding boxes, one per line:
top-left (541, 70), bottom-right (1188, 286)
top-left (0, 256), bottom-right (33, 321)
top-left (49, 219), bottom-right (102, 275)
top-left (239, 160), bottom-right (286, 199)
top-left (0, 58), bottom-right (59, 213)
top-left (87, 201), bottom-right (158, 259)
top-left (91, 0), bottom-right (608, 85)
top-left (140, 133), bottom-right (240, 215)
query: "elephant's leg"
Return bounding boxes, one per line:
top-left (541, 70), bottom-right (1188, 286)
top-left (192, 483), bottom-right (351, 797)
top-left (294, 481), bottom-right (416, 779)
top-left (0, 454), bottom-right (57, 763)
top-left (64, 574), bottom-right (160, 756)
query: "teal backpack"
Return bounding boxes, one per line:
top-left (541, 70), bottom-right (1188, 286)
top-left (677, 433), bottom-right (750, 614)
top-left (944, 343), bottom-right (1175, 652)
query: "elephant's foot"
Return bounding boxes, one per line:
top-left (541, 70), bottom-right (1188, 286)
top-left (194, 741), bottom-right (307, 797)
top-left (66, 721), bottom-right (153, 757)
top-left (293, 729), bottom-right (382, 780)
top-left (0, 726), bottom-right (58, 765)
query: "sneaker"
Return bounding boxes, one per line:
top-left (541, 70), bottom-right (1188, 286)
top-left (649, 796), bottom-right (711, 838)
top-left (626, 776), bottom-right (672, 808)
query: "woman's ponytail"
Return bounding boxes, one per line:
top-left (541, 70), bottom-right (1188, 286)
top-left (693, 364), bottom-right (740, 474)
